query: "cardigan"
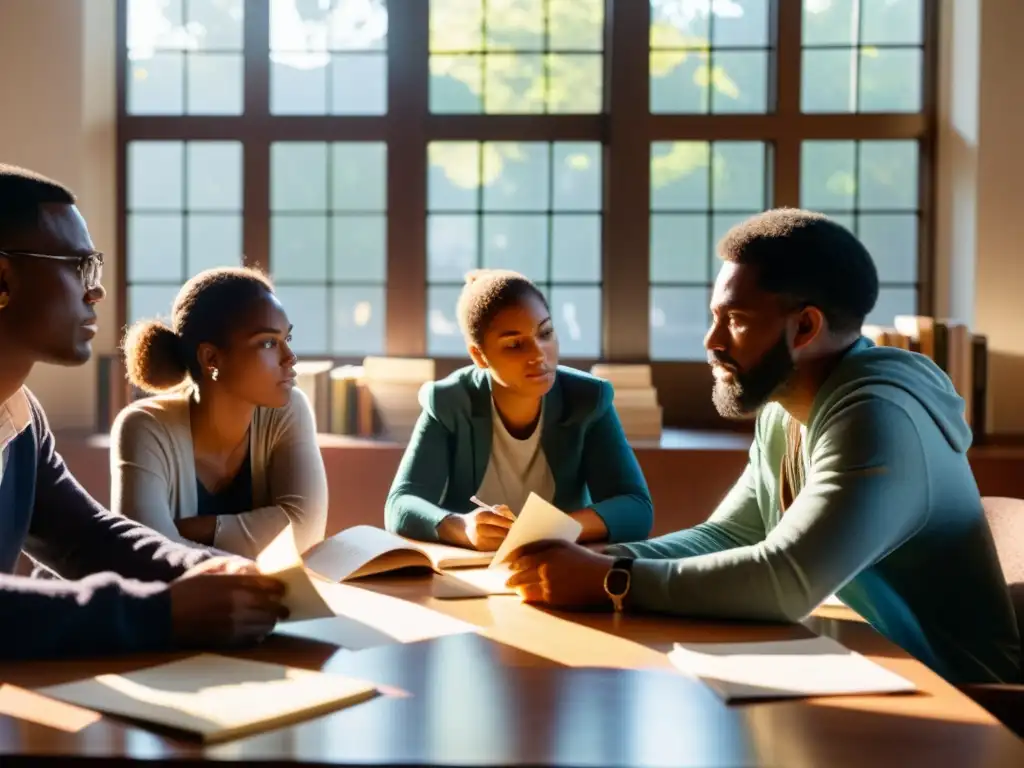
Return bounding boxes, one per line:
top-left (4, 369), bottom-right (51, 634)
top-left (1, 388), bottom-right (211, 659)
top-left (110, 386), bottom-right (328, 559)
top-left (384, 365), bottom-right (654, 543)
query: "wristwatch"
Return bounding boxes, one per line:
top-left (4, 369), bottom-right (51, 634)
top-left (603, 557), bottom-right (634, 612)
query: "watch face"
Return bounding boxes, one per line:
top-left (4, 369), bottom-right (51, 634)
top-left (606, 569), bottom-right (630, 596)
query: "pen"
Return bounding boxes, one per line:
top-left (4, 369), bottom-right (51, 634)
top-left (470, 495), bottom-right (517, 520)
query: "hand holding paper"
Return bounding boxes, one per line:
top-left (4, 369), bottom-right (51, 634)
top-left (490, 493), bottom-right (583, 568)
top-left (255, 525), bottom-right (335, 622)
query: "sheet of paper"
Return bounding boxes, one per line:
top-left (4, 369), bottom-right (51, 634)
top-left (668, 635), bottom-right (917, 702)
top-left (36, 654), bottom-right (378, 743)
top-left (256, 526), bottom-right (335, 622)
top-left (432, 567), bottom-right (515, 599)
top-left (489, 493), bottom-right (582, 569)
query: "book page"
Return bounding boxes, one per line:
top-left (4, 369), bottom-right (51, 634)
top-left (303, 525), bottom-right (430, 582)
top-left (256, 526), bottom-right (335, 622)
top-left (432, 568), bottom-right (515, 599)
top-left (416, 540), bottom-right (495, 570)
top-left (668, 635), bottom-right (917, 702)
top-left (489, 493), bottom-right (583, 569)
top-left (36, 654), bottom-right (378, 743)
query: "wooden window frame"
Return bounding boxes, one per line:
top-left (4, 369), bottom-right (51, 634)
top-left (115, 0), bottom-right (938, 429)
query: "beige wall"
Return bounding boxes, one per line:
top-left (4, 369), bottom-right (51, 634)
top-left (936, 0), bottom-right (1024, 435)
top-left (1, 0), bottom-right (1021, 432)
top-left (0, 0), bottom-right (117, 429)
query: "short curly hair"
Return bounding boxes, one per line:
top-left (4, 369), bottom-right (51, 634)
top-left (121, 266), bottom-right (274, 393)
top-left (0, 164), bottom-right (76, 240)
top-left (455, 269), bottom-right (550, 347)
top-left (718, 208), bottom-right (879, 334)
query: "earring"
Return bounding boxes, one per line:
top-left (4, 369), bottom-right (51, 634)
top-left (210, 367), bottom-right (219, 382)
top-left (0, 293), bottom-right (9, 309)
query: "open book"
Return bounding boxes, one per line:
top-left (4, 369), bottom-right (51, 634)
top-left (36, 654), bottom-right (379, 744)
top-left (303, 525), bottom-right (495, 583)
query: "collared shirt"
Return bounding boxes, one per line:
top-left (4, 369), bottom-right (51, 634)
top-left (0, 388), bottom-right (32, 481)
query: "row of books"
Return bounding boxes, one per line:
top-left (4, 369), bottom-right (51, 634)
top-left (294, 358), bottom-right (665, 443)
top-left (863, 315), bottom-right (987, 437)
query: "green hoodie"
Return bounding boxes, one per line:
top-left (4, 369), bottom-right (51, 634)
top-left (609, 338), bottom-right (1021, 684)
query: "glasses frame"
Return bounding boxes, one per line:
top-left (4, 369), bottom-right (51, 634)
top-left (0, 250), bottom-right (105, 291)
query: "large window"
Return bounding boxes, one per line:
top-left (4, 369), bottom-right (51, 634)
top-left (119, 0), bottom-right (935, 427)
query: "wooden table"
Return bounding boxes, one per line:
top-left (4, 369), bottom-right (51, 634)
top-left (1, 573), bottom-right (1022, 766)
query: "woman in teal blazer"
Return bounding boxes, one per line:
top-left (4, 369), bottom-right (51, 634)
top-left (385, 269), bottom-right (653, 550)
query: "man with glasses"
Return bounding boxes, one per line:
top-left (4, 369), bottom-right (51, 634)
top-left (0, 164), bottom-right (288, 658)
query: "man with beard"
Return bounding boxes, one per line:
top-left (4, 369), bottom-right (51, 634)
top-left (504, 208), bottom-right (1020, 685)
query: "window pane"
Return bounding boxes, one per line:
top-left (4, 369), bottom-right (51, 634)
top-left (272, 143), bottom-right (328, 211)
top-left (188, 0), bottom-right (244, 49)
top-left (427, 285), bottom-right (466, 356)
top-left (866, 287), bottom-right (917, 327)
top-left (330, 53), bottom-right (387, 115)
top-left (187, 142), bottom-right (243, 211)
top-left (128, 215), bottom-right (183, 281)
top-left (332, 214), bottom-right (387, 282)
top-left (481, 214), bottom-right (548, 281)
top-left (861, 0), bottom-right (924, 45)
top-left (712, 142), bottom-right (766, 210)
top-left (650, 287), bottom-right (710, 361)
top-left (430, 0), bottom-right (602, 114)
top-left (801, 141), bottom-right (856, 210)
top-left (548, 0), bottom-right (603, 50)
top-left (482, 143), bottom-right (550, 212)
top-left (186, 215), bottom-right (243, 275)
top-left (332, 285), bottom-right (385, 355)
top-left (650, 52), bottom-right (710, 115)
top-left (552, 142), bottom-right (601, 211)
top-left (801, 49), bottom-right (855, 113)
top-left (429, 143), bottom-right (481, 211)
top-left (129, 141), bottom-right (183, 210)
top-left (128, 284), bottom-right (181, 325)
top-left (274, 285), bottom-right (329, 355)
top-left (186, 53), bottom-right (243, 114)
top-left (270, 59), bottom-right (329, 114)
top-left (859, 47), bottom-right (922, 112)
top-left (332, 143), bottom-right (387, 212)
top-left (802, 0), bottom-right (857, 46)
top-left (428, 214), bottom-right (479, 281)
top-left (651, 142), bottom-right (710, 211)
top-left (128, 53), bottom-right (184, 114)
top-left (128, 0), bottom-right (185, 49)
top-left (271, 215), bottom-right (329, 281)
top-left (550, 287), bottom-right (601, 358)
top-left (712, 0), bottom-right (770, 47)
top-left (650, 214), bottom-right (708, 284)
top-left (550, 215), bottom-right (601, 283)
top-left (858, 214), bottom-right (918, 283)
top-left (859, 140), bottom-right (919, 209)
top-left (710, 50), bottom-right (769, 114)
top-left (650, 0), bottom-right (710, 42)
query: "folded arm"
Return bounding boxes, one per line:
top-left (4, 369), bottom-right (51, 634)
top-left (625, 399), bottom-right (930, 622)
top-left (580, 401), bottom-right (654, 543)
top-left (384, 409), bottom-right (453, 542)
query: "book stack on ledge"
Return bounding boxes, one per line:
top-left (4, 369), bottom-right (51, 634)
top-left (295, 357), bottom-right (435, 441)
top-left (590, 364), bottom-right (663, 444)
top-left (861, 316), bottom-right (988, 440)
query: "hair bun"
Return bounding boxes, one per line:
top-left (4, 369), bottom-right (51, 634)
top-left (122, 319), bottom-right (189, 394)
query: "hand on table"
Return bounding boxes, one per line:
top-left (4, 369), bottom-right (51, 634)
top-left (505, 540), bottom-right (615, 609)
top-left (438, 506), bottom-right (515, 551)
top-left (169, 572), bottom-right (288, 649)
top-left (180, 555), bottom-right (258, 578)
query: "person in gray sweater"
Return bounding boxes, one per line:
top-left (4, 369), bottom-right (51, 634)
top-left (0, 163), bottom-right (288, 658)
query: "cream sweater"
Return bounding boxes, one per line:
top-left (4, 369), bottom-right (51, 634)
top-left (109, 386), bottom-right (328, 559)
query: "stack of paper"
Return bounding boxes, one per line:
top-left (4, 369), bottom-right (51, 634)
top-left (36, 654), bottom-right (379, 743)
top-left (668, 635), bottom-right (917, 702)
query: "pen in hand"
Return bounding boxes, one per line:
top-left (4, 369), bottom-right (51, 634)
top-left (470, 495), bottom-right (517, 521)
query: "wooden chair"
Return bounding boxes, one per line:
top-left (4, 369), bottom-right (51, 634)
top-left (960, 496), bottom-right (1024, 738)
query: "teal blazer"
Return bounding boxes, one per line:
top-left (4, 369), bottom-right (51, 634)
top-left (384, 365), bottom-right (654, 543)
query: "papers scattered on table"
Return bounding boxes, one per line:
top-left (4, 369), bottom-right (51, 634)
top-left (36, 654), bottom-right (379, 743)
top-left (432, 567), bottom-right (515, 599)
top-left (668, 635), bottom-right (917, 702)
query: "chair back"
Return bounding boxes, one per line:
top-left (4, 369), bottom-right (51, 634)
top-left (982, 497), bottom-right (1024, 649)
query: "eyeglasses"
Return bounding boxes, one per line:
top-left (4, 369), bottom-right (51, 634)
top-left (0, 250), bottom-right (104, 291)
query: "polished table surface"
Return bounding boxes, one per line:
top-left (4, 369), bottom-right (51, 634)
top-left (1, 572), bottom-right (1022, 766)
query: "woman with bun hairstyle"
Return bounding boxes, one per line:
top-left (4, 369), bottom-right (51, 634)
top-left (385, 269), bottom-right (653, 550)
top-left (111, 267), bottom-right (327, 558)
